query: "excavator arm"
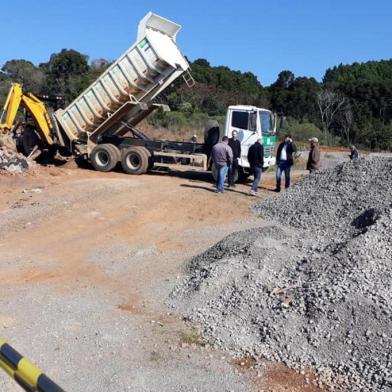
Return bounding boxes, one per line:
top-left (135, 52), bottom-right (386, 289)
top-left (0, 82), bottom-right (23, 129)
top-left (0, 83), bottom-right (54, 145)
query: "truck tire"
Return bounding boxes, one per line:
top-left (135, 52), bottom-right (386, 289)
top-left (90, 144), bottom-right (120, 172)
top-left (238, 167), bottom-right (250, 182)
top-left (21, 125), bottom-right (40, 156)
top-left (204, 120), bottom-right (220, 145)
top-left (211, 162), bottom-right (218, 181)
top-left (232, 167), bottom-right (239, 183)
top-left (121, 146), bottom-right (149, 175)
top-left (107, 144), bottom-right (121, 163)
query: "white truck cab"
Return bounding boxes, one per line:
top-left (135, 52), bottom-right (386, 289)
top-left (224, 105), bottom-right (277, 174)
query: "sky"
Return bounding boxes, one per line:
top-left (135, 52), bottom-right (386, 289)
top-left (1, 0), bottom-right (391, 86)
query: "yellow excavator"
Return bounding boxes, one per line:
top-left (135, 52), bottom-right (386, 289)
top-left (0, 83), bottom-right (59, 157)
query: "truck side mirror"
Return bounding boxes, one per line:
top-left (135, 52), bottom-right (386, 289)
top-left (249, 112), bottom-right (257, 133)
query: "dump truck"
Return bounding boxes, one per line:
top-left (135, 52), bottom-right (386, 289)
top-left (1, 12), bottom-right (276, 177)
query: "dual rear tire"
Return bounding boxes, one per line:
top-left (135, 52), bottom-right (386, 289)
top-left (90, 144), bottom-right (151, 175)
top-left (120, 146), bottom-right (151, 174)
top-left (90, 144), bottom-right (121, 172)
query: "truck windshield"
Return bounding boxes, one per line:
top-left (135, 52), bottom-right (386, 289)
top-left (259, 111), bottom-right (274, 134)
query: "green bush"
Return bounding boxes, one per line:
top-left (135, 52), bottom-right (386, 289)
top-left (278, 119), bottom-right (338, 146)
top-left (147, 110), bottom-right (224, 135)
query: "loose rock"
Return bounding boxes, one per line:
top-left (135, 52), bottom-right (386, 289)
top-left (0, 143), bottom-right (31, 173)
top-left (171, 157), bottom-right (392, 392)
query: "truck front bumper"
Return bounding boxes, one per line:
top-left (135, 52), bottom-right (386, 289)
top-left (263, 156), bottom-right (276, 168)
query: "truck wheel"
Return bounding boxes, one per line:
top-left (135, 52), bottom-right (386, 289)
top-left (90, 144), bottom-right (120, 172)
top-left (121, 146), bottom-right (149, 174)
top-left (211, 162), bottom-right (218, 181)
top-left (204, 120), bottom-right (220, 145)
top-left (232, 168), bottom-right (239, 183)
top-left (22, 125), bottom-right (40, 157)
top-left (238, 167), bottom-right (250, 182)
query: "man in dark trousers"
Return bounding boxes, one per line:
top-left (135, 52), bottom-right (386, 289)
top-left (306, 137), bottom-right (321, 173)
top-left (349, 145), bottom-right (359, 160)
top-left (228, 130), bottom-right (241, 187)
top-left (275, 134), bottom-right (297, 192)
top-left (247, 137), bottom-right (264, 196)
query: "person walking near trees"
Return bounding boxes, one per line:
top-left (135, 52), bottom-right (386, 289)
top-left (228, 130), bottom-right (241, 187)
top-left (247, 137), bottom-right (264, 196)
top-left (211, 136), bottom-right (233, 193)
top-left (306, 137), bottom-right (321, 173)
top-left (275, 134), bottom-right (297, 192)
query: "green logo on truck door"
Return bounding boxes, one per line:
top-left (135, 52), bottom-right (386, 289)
top-left (263, 135), bottom-right (276, 157)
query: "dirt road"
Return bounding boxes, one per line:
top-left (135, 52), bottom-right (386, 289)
top-left (0, 163), bottom-right (319, 391)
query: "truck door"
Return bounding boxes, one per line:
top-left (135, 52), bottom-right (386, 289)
top-left (226, 109), bottom-right (259, 169)
top-left (259, 110), bottom-right (277, 167)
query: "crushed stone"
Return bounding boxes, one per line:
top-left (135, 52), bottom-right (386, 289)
top-left (171, 157), bottom-right (392, 392)
top-left (0, 134), bottom-right (31, 173)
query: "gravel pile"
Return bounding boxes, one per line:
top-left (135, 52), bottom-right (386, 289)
top-left (0, 134), bottom-right (31, 173)
top-left (257, 157), bottom-right (392, 241)
top-left (0, 147), bottom-right (30, 173)
top-left (171, 157), bottom-right (392, 391)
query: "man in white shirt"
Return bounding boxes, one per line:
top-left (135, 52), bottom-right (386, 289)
top-left (275, 134), bottom-right (297, 192)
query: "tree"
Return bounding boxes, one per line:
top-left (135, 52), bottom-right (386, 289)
top-left (0, 72), bottom-right (12, 107)
top-left (43, 49), bottom-right (89, 79)
top-left (317, 89), bottom-right (347, 140)
top-left (90, 58), bottom-right (110, 70)
top-left (336, 103), bottom-right (354, 144)
top-left (269, 72), bottom-right (320, 123)
top-left (41, 49), bottom-right (90, 101)
top-left (2, 60), bottom-right (45, 93)
top-left (271, 70), bottom-right (295, 89)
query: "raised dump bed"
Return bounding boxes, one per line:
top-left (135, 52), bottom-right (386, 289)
top-left (53, 12), bottom-right (192, 147)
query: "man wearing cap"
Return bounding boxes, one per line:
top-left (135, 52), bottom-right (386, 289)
top-left (306, 137), bottom-right (320, 173)
top-left (211, 136), bottom-right (233, 193)
top-left (247, 137), bottom-right (264, 196)
top-left (275, 134), bottom-right (297, 192)
top-left (228, 130), bottom-right (241, 187)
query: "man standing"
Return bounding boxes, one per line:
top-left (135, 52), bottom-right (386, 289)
top-left (306, 137), bottom-right (321, 173)
top-left (349, 145), bottom-right (359, 160)
top-left (211, 136), bottom-right (233, 193)
top-left (228, 130), bottom-right (241, 187)
top-left (247, 137), bottom-right (264, 196)
top-left (275, 134), bottom-right (297, 192)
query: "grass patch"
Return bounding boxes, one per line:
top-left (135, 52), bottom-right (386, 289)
top-left (179, 328), bottom-right (206, 347)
